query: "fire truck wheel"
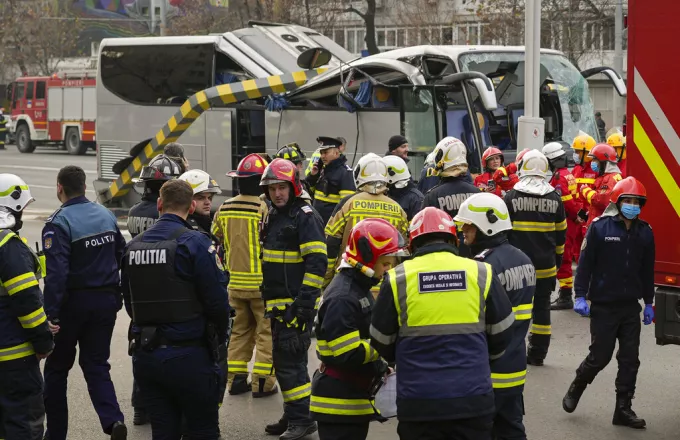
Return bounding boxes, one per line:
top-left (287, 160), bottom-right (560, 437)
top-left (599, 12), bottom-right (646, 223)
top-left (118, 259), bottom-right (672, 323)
top-left (16, 124), bottom-right (35, 154)
top-left (65, 127), bottom-right (87, 156)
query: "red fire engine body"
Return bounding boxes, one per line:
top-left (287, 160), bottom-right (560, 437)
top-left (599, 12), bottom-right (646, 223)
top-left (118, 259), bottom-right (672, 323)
top-left (8, 70), bottom-right (96, 155)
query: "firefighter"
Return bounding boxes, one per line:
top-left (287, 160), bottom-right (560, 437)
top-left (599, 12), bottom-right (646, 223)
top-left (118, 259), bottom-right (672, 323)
top-left (563, 177), bottom-right (654, 430)
top-left (542, 142), bottom-right (582, 311)
top-left (370, 207), bottom-right (514, 440)
top-left (454, 193), bottom-right (535, 440)
top-left (260, 158), bottom-right (328, 440)
top-left (163, 142), bottom-right (190, 174)
top-left (178, 169), bottom-right (222, 234)
top-left (607, 131), bottom-right (627, 177)
top-left (274, 143), bottom-right (313, 195)
top-left (474, 147), bottom-right (517, 196)
top-left (417, 150), bottom-right (440, 194)
top-left (581, 144), bottom-right (623, 228)
top-left (504, 150), bottom-right (567, 366)
top-left (307, 136), bottom-right (356, 225)
top-left (571, 134), bottom-right (597, 258)
top-left (42, 166), bottom-right (127, 440)
top-left (121, 180), bottom-right (230, 440)
top-left (311, 218), bottom-right (407, 440)
top-left (0, 108), bottom-right (7, 150)
top-left (0, 174), bottom-right (54, 440)
top-left (212, 154), bottom-right (277, 398)
top-left (383, 155), bottom-right (424, 221)
top-left (323, 153), bottom-right (408, 293)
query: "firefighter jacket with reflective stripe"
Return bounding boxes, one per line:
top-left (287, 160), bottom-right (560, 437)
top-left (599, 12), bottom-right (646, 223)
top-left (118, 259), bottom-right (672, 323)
top-left (311, 269), bottom-right (384, 422)
top-left (370, 243), bottom-right (514, 421)
top-left (473, 238), bottom-right (535, 394)
top-left (261, 199), bottom-right (328, 315)
top-left (212, 195), bottom-right (267, 297)
top-left (474, 171), bottom-right (504, 196)
top-left (127, 195), bottom-right (160, 239)
top-left (572, 165), bottom-right (597, 207)
top-left (308, 155), bottom-right (356, 225)
top-left (549, 168), bottom-right (580, 221)
top-left (504, 189), bottom-right (567, 277)
top-left (324, 192), bottom-right (408, 287)
top-left (0, 229), bottom-right (53, 369)
top-left (575, 214), bottom-right (655, 305)
top-left (388, 181), bottom-right (424, 221)
top-left (417, 165), bottom-right (439, 194)
top-left (582, 173), bottom-right (622, 228)
top-left (421, 176), bottom-right (481, 219)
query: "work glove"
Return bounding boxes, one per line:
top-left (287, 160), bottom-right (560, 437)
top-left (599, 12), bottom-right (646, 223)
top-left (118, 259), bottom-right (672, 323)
top-left (294, 294), bottom-right (316, 324)
top-left (574, 297), bottom-right (590, 317)
top-left (643, 304), bottom-right (654, 325)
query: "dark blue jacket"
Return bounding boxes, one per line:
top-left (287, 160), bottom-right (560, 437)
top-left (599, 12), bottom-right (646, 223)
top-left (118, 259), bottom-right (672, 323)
top-left (127, 194), bottom-right (160, 238)
top-left (121, 214), bottom-right (230, 341)
top-left (388, 181), bottom-right (424, 221)
top-left (575, 213), bottom-right (655, 305)
top-left (417, 165), bottom-right (439, 194)
top-left (308, 155), bottom-right (356, 225)
top-left (42, 196), bottom-right (126, 320)
top-left (421, 175), bottom-right (481, 219)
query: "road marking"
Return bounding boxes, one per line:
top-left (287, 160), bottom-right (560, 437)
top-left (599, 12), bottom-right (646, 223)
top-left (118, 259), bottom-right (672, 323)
top-left (0, 164), bottom-right (97, 173)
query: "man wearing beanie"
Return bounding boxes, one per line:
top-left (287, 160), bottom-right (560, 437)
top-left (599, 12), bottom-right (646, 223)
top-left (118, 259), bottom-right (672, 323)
top-left (386, 135), bottom-right (409, 162)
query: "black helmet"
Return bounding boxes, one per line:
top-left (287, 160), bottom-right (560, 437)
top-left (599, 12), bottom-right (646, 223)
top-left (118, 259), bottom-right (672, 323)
top-left (274, 142), bottom-right (306, 165)
top-left (139, 154), bottom-right (183, 182)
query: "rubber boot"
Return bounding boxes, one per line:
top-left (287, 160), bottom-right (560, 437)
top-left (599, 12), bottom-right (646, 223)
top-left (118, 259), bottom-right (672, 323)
top-left (229, 374), bottom-right (250, 395)
top-left (562, 377), bottom-right (588, 413)
top-left (253, 378), bottom-right (279, 398)
top-left (612, 393), bottom-right (646, 429)
top-left (265, 415), bottom-right (288, 436)
top-left (551, 288), bottom-right (574, 310)
top-left (279, 423), bottom-right (317, 440)
top-left (133, 408), bottom-right (148, 426)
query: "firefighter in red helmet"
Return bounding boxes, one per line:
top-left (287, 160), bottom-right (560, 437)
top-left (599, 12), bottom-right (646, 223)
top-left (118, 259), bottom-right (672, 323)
top-left (475, 147), bottom-right (518, 196)
top-left (581, 144), bottom-right (622, 228)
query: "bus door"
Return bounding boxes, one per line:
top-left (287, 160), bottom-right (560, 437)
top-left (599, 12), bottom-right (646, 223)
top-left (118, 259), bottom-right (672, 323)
top-left (233, 106), bottom-right (266, 166)
top-left (398, 85), bottom-right (440, 180)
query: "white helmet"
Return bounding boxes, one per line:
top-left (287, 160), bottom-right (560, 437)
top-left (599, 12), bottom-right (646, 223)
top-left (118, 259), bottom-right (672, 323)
top-left (0, 174), bottom-right (34, 212)
top-left (542, 142), bottom-right (566, 160)
top-left (354, 153), bottom-right (388, 188)
top-left (434, 137), bottom-right (467, 170)
top-left (454, 193), bottom-right (512, 236)
top-left (424, 150), bottom-right (438, 167)
top-left (517, 150), bottom-right (550, 179)
top-left (178, 170), bottom-right (221, 195)
top-left (382, 155), bottom-right (411, 188)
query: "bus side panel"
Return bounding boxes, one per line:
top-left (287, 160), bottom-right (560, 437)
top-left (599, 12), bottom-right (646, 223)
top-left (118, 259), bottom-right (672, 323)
top-left (205, 109), bottom-right (235, 197)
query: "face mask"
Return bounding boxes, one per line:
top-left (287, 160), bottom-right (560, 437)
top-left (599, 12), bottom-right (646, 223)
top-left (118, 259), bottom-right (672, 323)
top-left (620, 203), bottom-right (641, 220)
top-left (573, 153), bottom-right (581, 164)
top-left (590, 161), bottom-right (599, 173)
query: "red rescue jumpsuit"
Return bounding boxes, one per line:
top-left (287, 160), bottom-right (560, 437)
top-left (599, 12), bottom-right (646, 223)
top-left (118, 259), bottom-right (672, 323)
top-left (581, 172), bottom-right (623, 228)
top-left (571, 165), bottom-right (598, 261)
top-left (549, 168), bottom-right (580, 291)
top-left (618, 158), bottom-right (627, 177)
top-left (474, 166), bottom-right (519, 196)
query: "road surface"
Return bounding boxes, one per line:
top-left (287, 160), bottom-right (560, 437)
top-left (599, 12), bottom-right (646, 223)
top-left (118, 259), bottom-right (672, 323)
top-left (2, 147), bottom-right (679, 439)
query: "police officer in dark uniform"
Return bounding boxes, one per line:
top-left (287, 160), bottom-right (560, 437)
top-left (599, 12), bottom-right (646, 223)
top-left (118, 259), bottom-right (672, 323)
top-left (259, 159), bottom-right (328, 440)
top-left (42, 166), bottom-right (127, 440)
top-left (306, 136), bottom-right (356, 225)
top-left (0, 174), bottom-right (54, 440)
top-left (455, 193), bottom-right (536, 440)
top-left (121, 179), bottom-right (230, 439)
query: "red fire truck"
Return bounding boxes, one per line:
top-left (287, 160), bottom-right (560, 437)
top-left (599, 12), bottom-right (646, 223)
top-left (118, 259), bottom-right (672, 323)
top-left (627, 0), bottom-right (680, 345)
top-left (7, 70), bottom-right (96, 155)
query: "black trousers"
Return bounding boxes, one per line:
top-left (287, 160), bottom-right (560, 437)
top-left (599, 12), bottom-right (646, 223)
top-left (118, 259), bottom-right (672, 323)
top-left (493, 392), bottom-right (526, 440)
top-left (398, 415), bottom-right (493, 440)
top-left (0, 362), bottom-right (45, 440)
top-left (528, 277), bottom-right (555, 360)
top-left (318, 421), bottom-right (369, 440)
top-left (576, 302), bottom-right (641, 394)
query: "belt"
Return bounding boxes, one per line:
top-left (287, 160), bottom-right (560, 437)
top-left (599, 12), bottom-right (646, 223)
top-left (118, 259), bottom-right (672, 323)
top-left (320, 363), bottom-right (373, 390)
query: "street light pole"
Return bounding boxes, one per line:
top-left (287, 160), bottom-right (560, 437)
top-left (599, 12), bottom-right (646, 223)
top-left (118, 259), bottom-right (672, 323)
top-left (517, 0), bottom-right (545, 152)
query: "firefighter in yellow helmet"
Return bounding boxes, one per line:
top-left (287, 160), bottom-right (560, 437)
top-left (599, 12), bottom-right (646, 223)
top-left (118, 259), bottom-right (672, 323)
top-left (607, 131), bottom-right (627, 177)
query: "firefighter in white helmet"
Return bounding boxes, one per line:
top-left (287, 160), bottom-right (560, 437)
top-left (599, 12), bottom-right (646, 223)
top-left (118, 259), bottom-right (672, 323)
top-left (179, 169), bottom-right (222, 234)
top-left (383, 155), bottom-right (423, 221)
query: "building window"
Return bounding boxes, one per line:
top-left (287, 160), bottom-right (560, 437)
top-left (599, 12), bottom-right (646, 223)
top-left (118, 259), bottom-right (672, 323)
top-left (469, 25), bottom-right (479, 45)
top-left (377, 29), bottom-right (386, 46)
top-left (397, 29), bottom-right (406, 47)
top-left (443, 26), bottom-right (453, 45)
top-left (420, 27), bottom-right (430, 44)
top-left (457, 25), bottom-right (468, 45)
top-left (387, 29), bottom-right (396, 46)
top-left (357, 30), bottom-right (365, 50)
top-left (481, 25), bottom-right (494, 45)
top-left (347, 29), bottom-right (356, 53)
top-left (334, 29), bottom-right (345, 48)
top-left (602, 19), bottom-right (615, 50)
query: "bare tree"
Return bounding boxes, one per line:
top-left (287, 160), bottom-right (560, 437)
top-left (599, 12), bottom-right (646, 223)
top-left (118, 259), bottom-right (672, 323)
top-left (169, 0), bottom-right (236, 35)
top-left (343, 0), bottom-right (379, 54)
top-left (396, 0), bottom-right (459, 44)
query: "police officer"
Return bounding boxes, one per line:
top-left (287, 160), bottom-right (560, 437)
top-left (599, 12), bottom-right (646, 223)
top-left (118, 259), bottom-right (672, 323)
top-left (121, 179), bottom-right (230, 439)
top-left (0, 108), bottom-right (7, 150)
top-left (323, 154), bottom-right (408, 293)
top-left (213, 154), bottom-right (277, 398)
top-left (260, 158), bottom-right (328, 440)
top-left (503, 151), bottom-right (567, 367)
top-left (306, 136), bottom-right (356, 225)
top-left (0, 174), bottom-right (53, 440)
top-left (370, 207), bottom-right (514, 440)
top-left (179, 169), bottom-right (222, 234)
top-left (543, 142), bottom-right (582, 311)
top-left (455, 193), bottom-right (535, 440)
top-left (312, 218), bottom-right (407, 440)
top-left (581, 144), bottom-right (623, 228)
top-left (42, 166), bottom-right (127, 440)
top-left (305, 137), bottom-right (347, 179)
top-left (274, 143), bottom-right (313, 196)
top-left (383, 155), bottom-right (423, 221)
top-left (563, 177), bottom-right (653, 430)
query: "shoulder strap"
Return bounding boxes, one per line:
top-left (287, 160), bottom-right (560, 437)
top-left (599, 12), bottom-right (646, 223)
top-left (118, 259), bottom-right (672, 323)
top-left (0, 229), bottom-right (16, 247)
top-left (169, 227), bottom-right (190, 241)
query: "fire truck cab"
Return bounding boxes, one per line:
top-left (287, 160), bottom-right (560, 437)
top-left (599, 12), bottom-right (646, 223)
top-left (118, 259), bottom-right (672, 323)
top-left (7, 70), bottom-right (96, 155)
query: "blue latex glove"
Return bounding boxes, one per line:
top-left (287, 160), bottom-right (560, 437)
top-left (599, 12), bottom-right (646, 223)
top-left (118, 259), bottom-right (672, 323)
top-left (643, 304), bottom-right (654, 325)
top-left (574, 297), bottom-right (590, 317)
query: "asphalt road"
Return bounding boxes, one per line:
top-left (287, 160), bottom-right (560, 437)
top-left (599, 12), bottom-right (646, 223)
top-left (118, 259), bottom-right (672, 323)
top-left (3, 146), bottom-right (680, 439)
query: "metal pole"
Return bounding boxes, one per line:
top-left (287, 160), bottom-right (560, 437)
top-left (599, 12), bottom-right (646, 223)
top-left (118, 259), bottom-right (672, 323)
top-left (613, 0), bottom-right (624, 127)
top-left (160, 0), bottom-right (168, 36)
top-left (150, 0), bottom-right (157, 34)
top-left (517, 0), bottom-right (545, 151)
top-left (524, 3), bottom-right (535, 118)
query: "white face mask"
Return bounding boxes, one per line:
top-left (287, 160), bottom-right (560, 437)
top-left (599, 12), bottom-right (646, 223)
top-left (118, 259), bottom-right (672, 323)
top-left (573, 153), bottom-right (581, 164)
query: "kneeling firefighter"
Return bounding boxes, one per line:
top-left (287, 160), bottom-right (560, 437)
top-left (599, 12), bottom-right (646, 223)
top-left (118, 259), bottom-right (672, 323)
top-left (312, 218), bottom-right (407, 440)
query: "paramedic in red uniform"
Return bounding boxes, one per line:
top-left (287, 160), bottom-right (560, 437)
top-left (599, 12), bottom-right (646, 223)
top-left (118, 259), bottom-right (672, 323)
top-left (581, 144), bottom-right (622, 229)
top-left (474, 147), bottom-right (517, 196)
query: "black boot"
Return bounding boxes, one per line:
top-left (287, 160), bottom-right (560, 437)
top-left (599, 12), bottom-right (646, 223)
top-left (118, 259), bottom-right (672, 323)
top-left (527, 356), bottom-right (544, 366)
top-left (229, 374), bottom-right (250, 395)
top-left (133, 408), bottom-right (148, 426)
top-left (279, 423), bottom-right (317, 440)
top-left (253, 378), bottom-right (279, 398)
top-left (562, 377), bottom-right (588, 413)
top-left (612, 393), bottom-right (646, 429)
top-left (110, 421), bottom-right (128, 440)
top-left (551, 288), bottom-right (574, 310)
top-left (265, 415), bottom-right (288, 436)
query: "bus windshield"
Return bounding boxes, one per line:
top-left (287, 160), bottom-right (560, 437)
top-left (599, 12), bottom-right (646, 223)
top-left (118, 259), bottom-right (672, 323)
top-left (459, 51), bottom-right (599, 147)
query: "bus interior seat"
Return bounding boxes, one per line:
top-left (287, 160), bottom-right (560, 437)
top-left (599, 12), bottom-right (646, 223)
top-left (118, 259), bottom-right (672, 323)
top-left (445, 107), bottom-right (468, 144)
top-left (463, 112), bottom-right (492, 146)
top-left (507, 104), bottom-right (524, 142)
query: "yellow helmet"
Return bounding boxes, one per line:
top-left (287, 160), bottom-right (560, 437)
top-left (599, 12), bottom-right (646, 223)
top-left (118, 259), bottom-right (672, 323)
top-left (607, 133), bottom-right (626, 160)
top-left (572, 134), bottom-right (596, 163)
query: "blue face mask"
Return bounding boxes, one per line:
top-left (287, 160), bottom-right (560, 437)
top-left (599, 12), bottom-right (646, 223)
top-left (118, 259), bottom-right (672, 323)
top-left (590, 161), bottom-right (599, 173)
top-left (620, 203), bottom-right (641, 219)
top-left (573, 153), bottom-right (581, 164)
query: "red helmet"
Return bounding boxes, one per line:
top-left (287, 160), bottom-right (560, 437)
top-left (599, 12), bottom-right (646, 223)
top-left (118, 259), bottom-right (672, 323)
top-left (344, 218), bottom-right (407, 273)
top-left (259, 158), bottom-right (303, 197)
top-left (515, 148), bottom-right (530, 163)
top-left (408, 207), bottom-right (458, 249)
top-left (610, 176), bottom-right (647, 205)
top-left (482, 147), bottom-right (504, 165)
top-left (588, 143), bottom-right (618, 163)
top-left (227, 153), bottom-right (269, 178)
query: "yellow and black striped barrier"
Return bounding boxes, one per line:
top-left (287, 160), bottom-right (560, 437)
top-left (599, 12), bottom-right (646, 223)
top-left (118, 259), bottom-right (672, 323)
top-left (100, 67), bottom-right (327, 203)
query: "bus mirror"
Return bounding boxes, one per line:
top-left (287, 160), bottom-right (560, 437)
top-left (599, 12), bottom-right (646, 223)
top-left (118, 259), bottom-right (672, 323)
top-left (470, 78), bottom-right (498, 111)
top-left (297, 47), bottom-right (332, 70)
top-left (580, 66), bottom-right (627, 97)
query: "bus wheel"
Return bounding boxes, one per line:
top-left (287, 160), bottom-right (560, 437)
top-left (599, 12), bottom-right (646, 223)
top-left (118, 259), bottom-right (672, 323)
top-left (16, 124), bottom-right (36, 153)
top-left (66, 127), bottom-right (87, 155)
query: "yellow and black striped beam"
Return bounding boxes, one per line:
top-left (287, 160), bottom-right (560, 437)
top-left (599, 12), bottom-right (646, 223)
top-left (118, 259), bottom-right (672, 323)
top-left (100, 68), bottom-right (327, 203)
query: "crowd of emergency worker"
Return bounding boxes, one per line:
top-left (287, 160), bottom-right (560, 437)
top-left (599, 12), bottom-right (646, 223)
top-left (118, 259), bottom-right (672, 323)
top-left (0, 127), bottom-right (656, 440)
